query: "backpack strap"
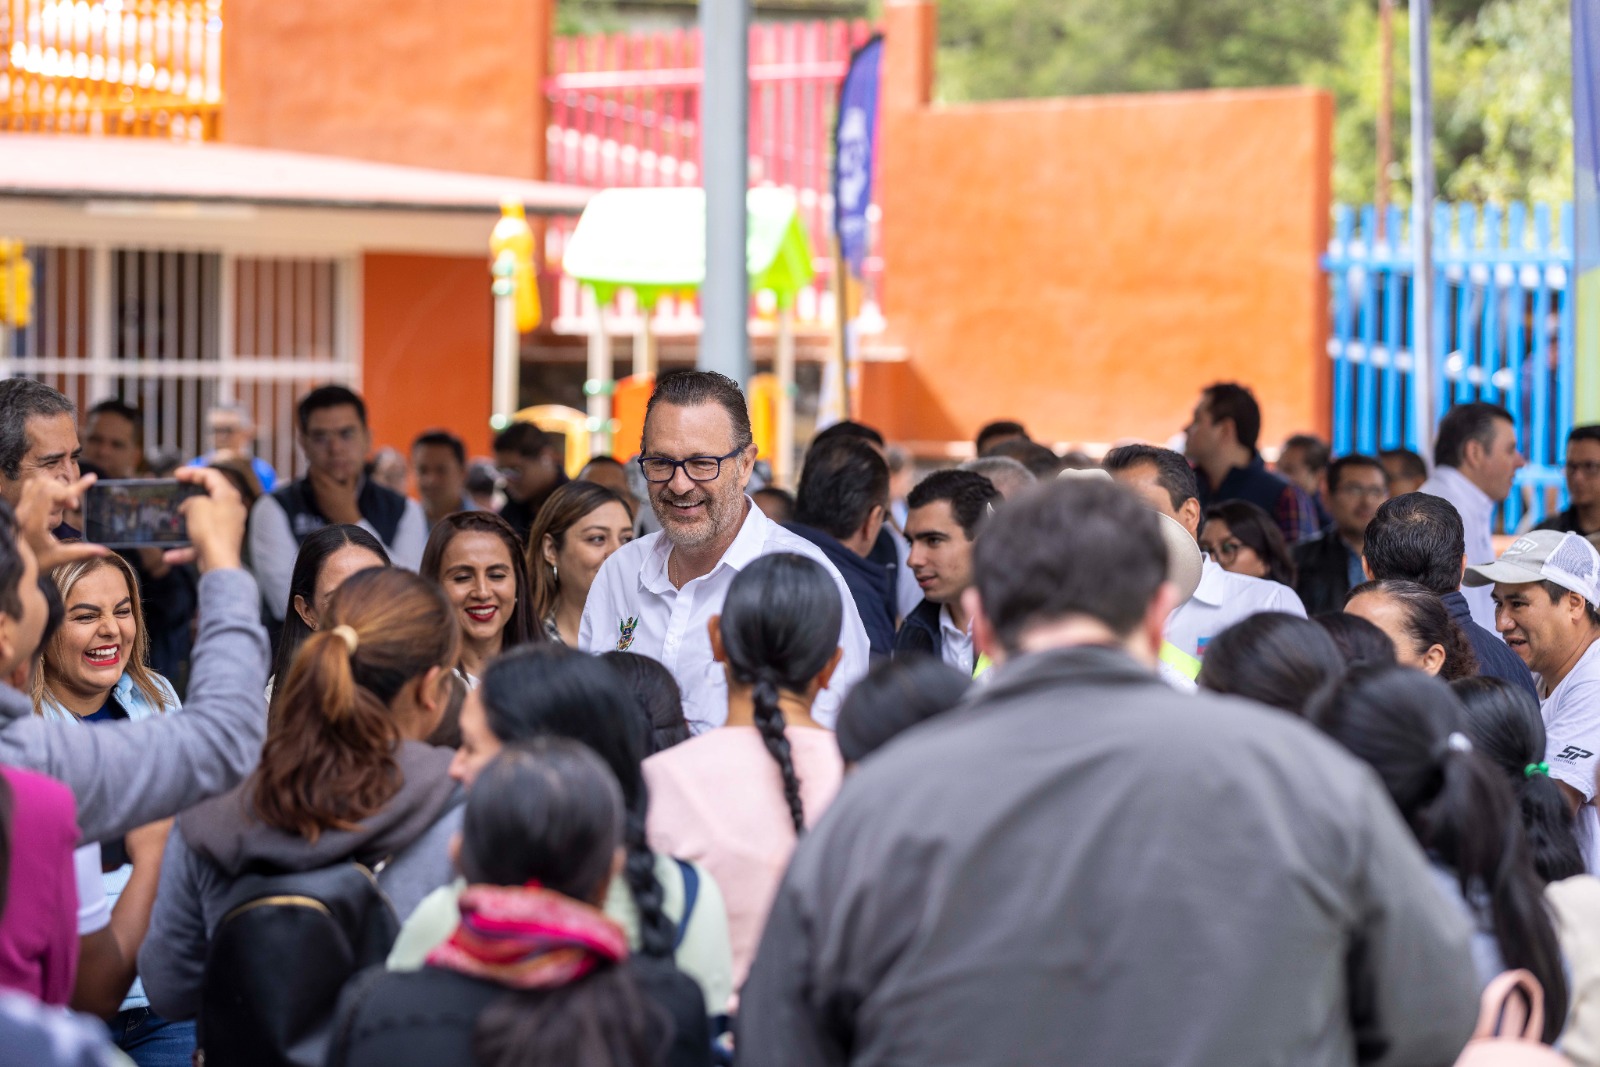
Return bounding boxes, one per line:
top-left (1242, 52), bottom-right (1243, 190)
top-left (673, 857), bottom-right (700, 952)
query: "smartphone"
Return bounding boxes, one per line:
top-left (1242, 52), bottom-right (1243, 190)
top-left (82, 479), bottom-right (202, 549)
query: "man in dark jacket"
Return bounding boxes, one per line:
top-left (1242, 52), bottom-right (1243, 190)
top-left (785, 436), bottom-right (896, 657)
top-left (1365, 492), bottom-right (1538, 697)
top-left (894, 470), bottom-right (1001, 673)
top-left (1293, 453), bottom-right (1387, 615)
top-left (738, 478), bottom-right (1478, 1067)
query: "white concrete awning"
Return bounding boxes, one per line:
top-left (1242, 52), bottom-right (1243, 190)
top-left (0, 135), bottom-right (593, 256)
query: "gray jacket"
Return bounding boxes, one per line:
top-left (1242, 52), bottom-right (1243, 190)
top-left (738, 644), bottom-right (1480, 1067)
top-left (0, 569), bottom-right (269, 843)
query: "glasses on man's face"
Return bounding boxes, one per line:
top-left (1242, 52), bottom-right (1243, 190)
top-left (1200, 538), bottom-right (1246, 562)
top-left (1567, 461), bottom-right (1600, 479)
top-left (638, 447), bottom-right (744, 484)
top-left (1336, 484), bottom-right (1388, 501)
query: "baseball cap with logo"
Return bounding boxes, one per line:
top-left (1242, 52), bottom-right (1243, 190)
top-left (1463, 530), bottom-right (1600, 605)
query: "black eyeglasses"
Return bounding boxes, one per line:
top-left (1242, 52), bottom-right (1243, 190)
top-left (638, 447), bottom-right (745, 484)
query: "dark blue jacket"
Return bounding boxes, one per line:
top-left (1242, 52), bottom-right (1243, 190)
top-left (894, 599), bottom-right (944, 662)
top-left (1442, 590), bottom-right (1539, 699)
top-left (785, 523), bottom-right (896, 659)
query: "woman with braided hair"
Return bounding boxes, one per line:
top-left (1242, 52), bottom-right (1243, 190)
top-left (643, 553), bottom-right (846, 998)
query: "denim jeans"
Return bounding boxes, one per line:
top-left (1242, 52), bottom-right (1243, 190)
top-left (108, 1008), bottom-right (197, 1067)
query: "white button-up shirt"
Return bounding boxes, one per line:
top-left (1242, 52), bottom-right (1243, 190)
top-left (938, 605), bottom-right (975, 675)
top-left (1418, 465), bottom-right (1498, 633)
top-left (579, 498), bottom-right (871, 731)
top-left (1165, 558), bottom-right (1307, 659)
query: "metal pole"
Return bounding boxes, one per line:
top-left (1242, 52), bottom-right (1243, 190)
top-left (698, 0), bottom-right (750, 384)
top-left (775, 303), bottom-right (796, 487)
top-left (491, 250), bottom-right (519, 427)
top-left (1410, 0), bottom-right (1437, 460)
top-left (588, 302), bottom-right (614, 458)
top-left (1376, 0), bottom-right (1394, 237)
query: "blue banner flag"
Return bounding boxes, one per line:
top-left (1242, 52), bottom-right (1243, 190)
top-left (833, 35), bottom-right (884, 279)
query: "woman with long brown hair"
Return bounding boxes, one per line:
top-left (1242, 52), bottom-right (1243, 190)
top-left (137, 567), bottom-right (464, 1023)
top-left (421, 512), bottom-right (538, 684)
top-left (526, 482), bottom-right (634, 646)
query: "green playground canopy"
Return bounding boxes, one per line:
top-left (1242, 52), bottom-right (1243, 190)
top-left (561, 186), bottom-right (815, 310)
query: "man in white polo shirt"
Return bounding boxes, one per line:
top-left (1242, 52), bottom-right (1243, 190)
top-left (580, 370), bottom-right (870, 731)
top-left (1465, 530), bottom-right (1600, 872)
top-left (1105, 444), bottom-right (1305, 660)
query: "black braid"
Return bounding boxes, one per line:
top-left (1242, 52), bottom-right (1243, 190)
top-left (623, 802), bottom-right (676, 959)
top-left (752, 675), bottom-right (805, 834)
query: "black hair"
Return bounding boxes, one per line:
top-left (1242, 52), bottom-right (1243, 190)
top-left (420, 510), bottom-right (542, 659)
top-left (493, 421), bottom-right (553, 459)
top-left (1201, 500), bottom-right (1296, 586)
top-left (87, 398), bottom-right (144, 447)
top-left (1201, 382), bottom-right (1263, 451)
top-left (1347, 579), bottom-right (1477, 681)
top-left (1282, 434), bottom-right (1331, 473)
top-left (0, 379), bottom-right (74, 481)
top-left (295, 384), bottom-right (366, 433)
top-left (580, 455), bottom-right (626, 470)
top-left (272, 525), bottom-right (392, 686)
top-left (1198, 613), bottom-right (1344, 717)
top-left (986, 438), bottom-right (1063, 479)
top-left (644, 370), bottom-right (754, 451)
top-left (1326, 453), bottom-right (1386, 493)
top-left (1566, 424), bottom-right (1600, 449)
top-left (462, 741), bottom-right (668, 1067)
top-left (835, 657), bottom-right (971, 764)
top-left (1313, 612), bottom-right (1398, 669)
top-left (1102, 443), bottom-right (1201, 510)
top-left (974, 420), bottom-right (1028, 456)
top-left (717, 554), bottom-right (843, 833)
top-left (975, 478), bottom-right (1166, 649)
top-left (1434, 401), bottom-right (1515, 469)
top-left (1310, 667), bottom-right (1568, 1042)
top-left (1452, 676), bottom-right (1587, 884)
top-left (751, 487), bottom-right (795, 524)
top-left (600, 652), bottom-right (693, 754)
top-left (1536, 580), bottom-right (1600, 629)
top-left (905, 469), bottom-right (1000, 541)
top-left (1380, 447), bottom-right (1428, 482)
top-left (1363, 492), bottom-right (1467, 595)
top-left (478, 645), bottom-right (676, 960)
top-left (810, 420), bottom-right (885, 451)
top-left (411, 429), bottom-right (466, 468)
top-left (0, 500), bottom-right (22, 620)
top-left (794, 436), bottom-right (889, 540)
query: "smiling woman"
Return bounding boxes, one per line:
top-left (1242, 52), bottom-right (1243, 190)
top-left (421, 511), bottom-right (539, 683)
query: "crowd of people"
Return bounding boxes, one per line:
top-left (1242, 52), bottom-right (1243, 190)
top-left (3, 368), bottom-right (1600, 1065)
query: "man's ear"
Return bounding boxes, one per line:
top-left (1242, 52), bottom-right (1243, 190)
top-left (812, 645), bottom-right (844, 695)
top-left (1362, 556), bottom-right (1374, 581)
top-left (1178, 498), bottom-right (1202, 540)
top-left (1461, 436), bottom-right (1487, 470)
top-left (707, 615), bottom-right (726, 663)
top-left (859, 505), bottom-right (885, 544)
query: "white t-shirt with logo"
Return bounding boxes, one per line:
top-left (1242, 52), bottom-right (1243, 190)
top-left (1540, 637), bottom-right (1600, 874)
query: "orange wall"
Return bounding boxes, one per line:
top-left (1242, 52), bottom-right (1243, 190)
top-left (861, 0), bottom-right (1332, 450)
top-left (221, 0), bottom-right (551, 178)
top-left (362, 253), bottom-right (493, 458)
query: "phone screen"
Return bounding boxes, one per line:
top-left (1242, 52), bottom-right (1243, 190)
top-left (82, 479), bottom-right (202, 549)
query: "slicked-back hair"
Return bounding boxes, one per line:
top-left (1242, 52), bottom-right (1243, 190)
top-left (412, 429), bottom-right (466, 468)
top-left (643, 370), bottom-right (753, 451)
top-left (1103, 443), bottom-right (1200, 511)
top-left (975, 420), bottom-right (1028, 456)
top-left (974, 479), bottom-right (1166, 649)
top-left (906, 469), bottom-right (1000, 541)
top-left (0, 379), bottom-right (74, 480)
top-left (1202, 382), bottom-right (1263, 451)
top-left (1363, 493), bottom-right (1466, 595)
top-left (492, 421), bottom-right (553, 459)
top-left (296, 384), bottom-right (367, 433)
top-left (795, 436), bottom-right (889, 540)
top-left (1326, 453), bottom-right (1386, 493)
top-left (1434, 402), bottom-right (1514, 469)
top-left (810, 420), bottom-right (885, 452)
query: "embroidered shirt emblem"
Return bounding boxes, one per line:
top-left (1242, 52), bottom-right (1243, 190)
top-left (616, 616), bottom-right (639, 652)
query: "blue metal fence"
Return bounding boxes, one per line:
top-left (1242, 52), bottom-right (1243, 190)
top-left (1323, 202), bottom-right (1575, 529)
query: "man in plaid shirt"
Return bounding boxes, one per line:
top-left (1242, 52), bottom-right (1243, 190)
top-left (1184, 382), bottom-right (1321, 545)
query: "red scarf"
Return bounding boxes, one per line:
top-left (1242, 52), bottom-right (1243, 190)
top-left (426, 883), bottom-right (628, 989)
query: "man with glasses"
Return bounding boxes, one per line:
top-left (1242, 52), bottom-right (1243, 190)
top-left (1292, 454), bottom-right (1388, 614)
top-left (248, 385), bottom-right (426, 626)
top-left (579, 370), bottom-right (870, 729)
top-left (1538, 425), bottom-right (1600, 537)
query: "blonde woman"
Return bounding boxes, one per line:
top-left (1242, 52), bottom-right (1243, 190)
top-left (33, 552), bottom-right (186, 1064)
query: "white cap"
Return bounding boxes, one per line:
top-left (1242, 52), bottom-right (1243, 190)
top-left (1463, 530), bottom-right (1600, 605)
